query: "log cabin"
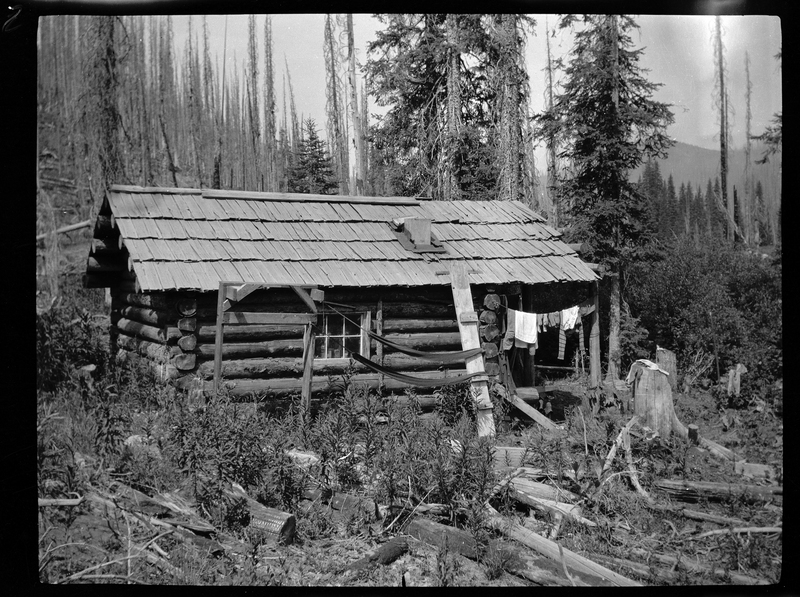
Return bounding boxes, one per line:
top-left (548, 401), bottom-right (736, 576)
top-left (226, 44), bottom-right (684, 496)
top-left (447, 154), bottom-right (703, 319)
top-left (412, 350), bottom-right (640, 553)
top-left (84, 185), bottom-right (600, 418)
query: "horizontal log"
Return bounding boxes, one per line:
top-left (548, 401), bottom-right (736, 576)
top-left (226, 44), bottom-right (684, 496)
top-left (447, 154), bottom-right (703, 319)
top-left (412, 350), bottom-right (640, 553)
top-left (117, 304), bottom-right (174, 327)
top-left (222, 312), bottom-right (316, 326)
top-left (117, 333), bottom-right (180, 362)
top-left (176, 298), bottom-right (197, 317)
top-left (371, 332), bottom-right (463, 353)
top-left (87, 255), bottom-right (125, 273)
top-left (197, 339), bottom-right (304, 359)
top-left (195, 353), bottom-right (453, 380)
top-left (112, 291), bottom-right (178, 312)
top-left (345, 537), bottom-right (408, 571)
top-left (177, 335), bottom-right (197, 351)
top-left (628, 548), bottom-right (769, 585)
top-left (117, 317), bottom-right (171, 344)
top-left (178, 317), bottom-right (197, 332)
top-left (381, 318), bottom-right (458, 333)
top-left (653, 479), bottom-right (782, 503)
top-left (205, 369), bottom-right (470, 398)
top-left (196, 323), bottom-right (305, 342)
top-left (173, 353), bottom-right (197, 371)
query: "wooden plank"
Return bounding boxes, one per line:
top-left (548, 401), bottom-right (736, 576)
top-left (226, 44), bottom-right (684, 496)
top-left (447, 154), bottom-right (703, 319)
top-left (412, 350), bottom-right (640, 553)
top-left (292, 286), bottom-right (318, 313)
top-left (507, 392), bottom-right (559, 430)
top-left (213, 281), bottom-right (226, 399)
top-left (450, 262), bottom-right (495, 438)
top-left (300, 323), bottom-right (315, 414)
top-left (222, 312), bottom-right (317, 326)
top-left (485, 506), bottom-right (640, 586)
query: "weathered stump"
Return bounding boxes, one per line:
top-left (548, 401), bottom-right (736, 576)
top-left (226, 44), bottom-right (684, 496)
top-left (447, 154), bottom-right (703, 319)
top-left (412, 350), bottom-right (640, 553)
top-left (655, 347), bottom-right (678, 390)
top-left (628, 361), bottom-right (686, 439)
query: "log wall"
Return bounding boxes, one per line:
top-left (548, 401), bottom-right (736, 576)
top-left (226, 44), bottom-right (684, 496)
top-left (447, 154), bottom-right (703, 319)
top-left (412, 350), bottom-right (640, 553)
top-left (110, 280), bottom-right (594, 401)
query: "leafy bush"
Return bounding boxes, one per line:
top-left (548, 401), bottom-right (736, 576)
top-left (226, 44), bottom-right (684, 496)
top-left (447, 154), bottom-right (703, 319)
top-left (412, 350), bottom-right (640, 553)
top-left (627, 239), bottom-right (781, 408)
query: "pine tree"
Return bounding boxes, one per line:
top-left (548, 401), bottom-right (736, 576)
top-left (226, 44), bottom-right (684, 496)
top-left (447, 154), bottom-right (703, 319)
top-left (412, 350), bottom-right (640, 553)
top-left (536, 15), bottom-right (674, 382)
top-left (288, 118), bottom-right (338, 194)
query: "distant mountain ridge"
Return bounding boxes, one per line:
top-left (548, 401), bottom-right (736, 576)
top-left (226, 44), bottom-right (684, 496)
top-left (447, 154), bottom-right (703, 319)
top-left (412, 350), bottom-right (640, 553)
top-left (631, 140), bottom-right (781, 196)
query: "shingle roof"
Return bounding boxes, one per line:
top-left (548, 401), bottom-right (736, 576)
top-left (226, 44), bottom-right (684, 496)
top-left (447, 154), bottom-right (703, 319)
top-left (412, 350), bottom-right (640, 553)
top-left (95, 185), bottom-right (597, 292)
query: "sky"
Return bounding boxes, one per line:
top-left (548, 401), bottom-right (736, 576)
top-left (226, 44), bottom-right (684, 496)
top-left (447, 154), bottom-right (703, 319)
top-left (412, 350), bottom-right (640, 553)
top-left (170, 14), bottom-right (782, 153)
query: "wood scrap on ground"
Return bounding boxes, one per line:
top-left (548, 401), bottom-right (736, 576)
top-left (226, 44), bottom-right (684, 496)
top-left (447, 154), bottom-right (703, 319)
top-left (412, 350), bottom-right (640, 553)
top-left (654, 479), bottom-right (782, 503)
top-left (404, 517), bottom-right (579, 586)
top-left (484, 505), bottom-right (641, 586)
top-left (344, 536), bottom-right (409, 571)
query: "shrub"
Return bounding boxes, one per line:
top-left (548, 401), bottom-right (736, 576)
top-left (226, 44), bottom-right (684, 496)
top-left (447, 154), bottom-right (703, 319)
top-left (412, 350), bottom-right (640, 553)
top-left (627, 239), bottom-right (781, 407)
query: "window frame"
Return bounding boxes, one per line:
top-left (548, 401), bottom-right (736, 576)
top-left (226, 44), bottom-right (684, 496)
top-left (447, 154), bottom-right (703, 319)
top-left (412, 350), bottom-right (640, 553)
top-left (313, 310), bottom-right (371, 361)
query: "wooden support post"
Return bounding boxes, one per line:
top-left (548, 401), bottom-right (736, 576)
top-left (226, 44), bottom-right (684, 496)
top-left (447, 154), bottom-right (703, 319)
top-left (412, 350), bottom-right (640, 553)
top-left (301, 322), bottom-right (316, 414)
top-left (589, 281), bottom-right (601, 389)
top-left (376, 298), bottom-right (384, 386)
top-left (521, 285), bottom-right (535, 387)
top-left (450, 263), bottom-right (495, 438)
top-left (213, 281), bottom-right (227, 399)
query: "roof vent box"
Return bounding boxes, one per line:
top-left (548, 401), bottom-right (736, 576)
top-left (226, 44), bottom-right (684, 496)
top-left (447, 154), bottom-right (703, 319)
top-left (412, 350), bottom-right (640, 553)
top-left (391, 217), bottom-right (446, 253)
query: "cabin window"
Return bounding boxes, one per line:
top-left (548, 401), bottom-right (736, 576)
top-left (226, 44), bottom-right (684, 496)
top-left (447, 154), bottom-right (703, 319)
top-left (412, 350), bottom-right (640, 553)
top-left (314, 312), bottom-right (370, 359)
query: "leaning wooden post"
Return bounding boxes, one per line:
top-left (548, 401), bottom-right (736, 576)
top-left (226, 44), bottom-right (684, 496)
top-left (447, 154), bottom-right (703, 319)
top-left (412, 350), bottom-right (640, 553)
top-left (300, 322), bottom-right (315, 414)
top-left (589, 281), bottom-right (601, 389)
top-left (213, 281), bottom-right (227, 400)
top-left (450, 263), bottom-right (495, 438)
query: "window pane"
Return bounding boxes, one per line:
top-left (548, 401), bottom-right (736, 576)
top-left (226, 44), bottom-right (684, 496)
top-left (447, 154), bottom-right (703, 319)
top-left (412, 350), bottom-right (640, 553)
top-left (314, 337), bottom-right (326, 359)
top-left (345, 336), bottom-right (361, 356)
top-left (327, 315), bottom-right (343, 336)
top-left (327, 337), bottom-right (343, 359)
top-left (344, 316), bottom-right (360, 336)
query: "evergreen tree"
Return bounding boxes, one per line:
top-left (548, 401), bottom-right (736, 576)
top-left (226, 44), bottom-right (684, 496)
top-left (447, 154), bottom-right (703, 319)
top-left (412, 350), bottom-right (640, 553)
top-left (288, 118), bottom-right (338, 195)
top-left (536, 15), bottom-right (674, 381)
top-left (664, 174), bottom-right (678, 239)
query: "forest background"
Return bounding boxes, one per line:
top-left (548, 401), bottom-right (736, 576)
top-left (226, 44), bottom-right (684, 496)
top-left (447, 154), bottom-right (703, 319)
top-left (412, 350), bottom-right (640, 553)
top-left (34, 12), bottom-right (781, 402)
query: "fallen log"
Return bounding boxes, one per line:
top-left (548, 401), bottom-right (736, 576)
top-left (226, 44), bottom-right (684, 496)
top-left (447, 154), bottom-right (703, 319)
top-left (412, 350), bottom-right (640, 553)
top-left (38, 497), bottom-right (84, 507)
top-left (507, 487), bottom-right (596, 527)
top-left (654, 479), bottom-right (782, 503)
top-left (680, 509), bottom-right (746, 526)
top-left (508, 477), bottom-right (581, 503)
top-left (484, 505), bottom-right (641, 586)
top-left (405, 518), bottom-right (577, 586)
top-left (345, 536), bottom-right (409, 571)
top-left (226, 482), bottom-right (296, 544)
top-left (691, 526), bottom-right (782, 540)
top-left (629, 547), bottom-right (770, 585)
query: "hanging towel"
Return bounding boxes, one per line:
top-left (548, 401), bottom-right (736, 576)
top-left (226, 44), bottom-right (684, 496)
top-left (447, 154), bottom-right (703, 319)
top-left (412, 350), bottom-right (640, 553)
top-left (561, 306), bottom-right (579, 331)
top-left (514, 309), bottom-right (538, 345)
top-left (502, 308), bottom-right (516, 351)
top-left (557, 328), bottom-right (566, 360)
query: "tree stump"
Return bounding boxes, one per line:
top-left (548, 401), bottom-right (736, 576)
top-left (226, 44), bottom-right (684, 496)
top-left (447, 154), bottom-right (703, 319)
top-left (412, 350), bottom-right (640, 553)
top-left (629, 361), bottom-right (686, 439)
top-left (655, 347), bottom-right (678, 390)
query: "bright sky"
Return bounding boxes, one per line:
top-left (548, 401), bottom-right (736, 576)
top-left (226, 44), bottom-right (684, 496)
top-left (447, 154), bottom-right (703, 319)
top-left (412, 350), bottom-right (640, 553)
top-left (171, 14), bottom-right (782, 153)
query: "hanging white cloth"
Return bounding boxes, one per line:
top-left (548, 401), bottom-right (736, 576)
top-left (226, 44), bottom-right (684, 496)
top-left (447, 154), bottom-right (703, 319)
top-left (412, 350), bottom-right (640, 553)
top-left (561, 306), bottom-right (580, 331)
top-left (512, 309), bottom-right (538, 345)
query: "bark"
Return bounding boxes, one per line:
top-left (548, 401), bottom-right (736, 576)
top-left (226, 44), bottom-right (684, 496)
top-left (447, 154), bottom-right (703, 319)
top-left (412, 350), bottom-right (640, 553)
top-left (117, 317), bottom-right (180, 344)
top-left (345, 536), bottom-right (408, 570)
top-left (485, 506), bottom-right (640, 586)
top-left (714, 17), bottom-right (731, 242)
top-left (653, 479), bottom-right (782, 503)
top-left (406, 517), bottom-right (577, 586)
top-left (606, 272), bottom-right (621, 382)
top-left (655, 347), bottom-right (677, 389)
top-left (630, 365), bottom-right (684, 438)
